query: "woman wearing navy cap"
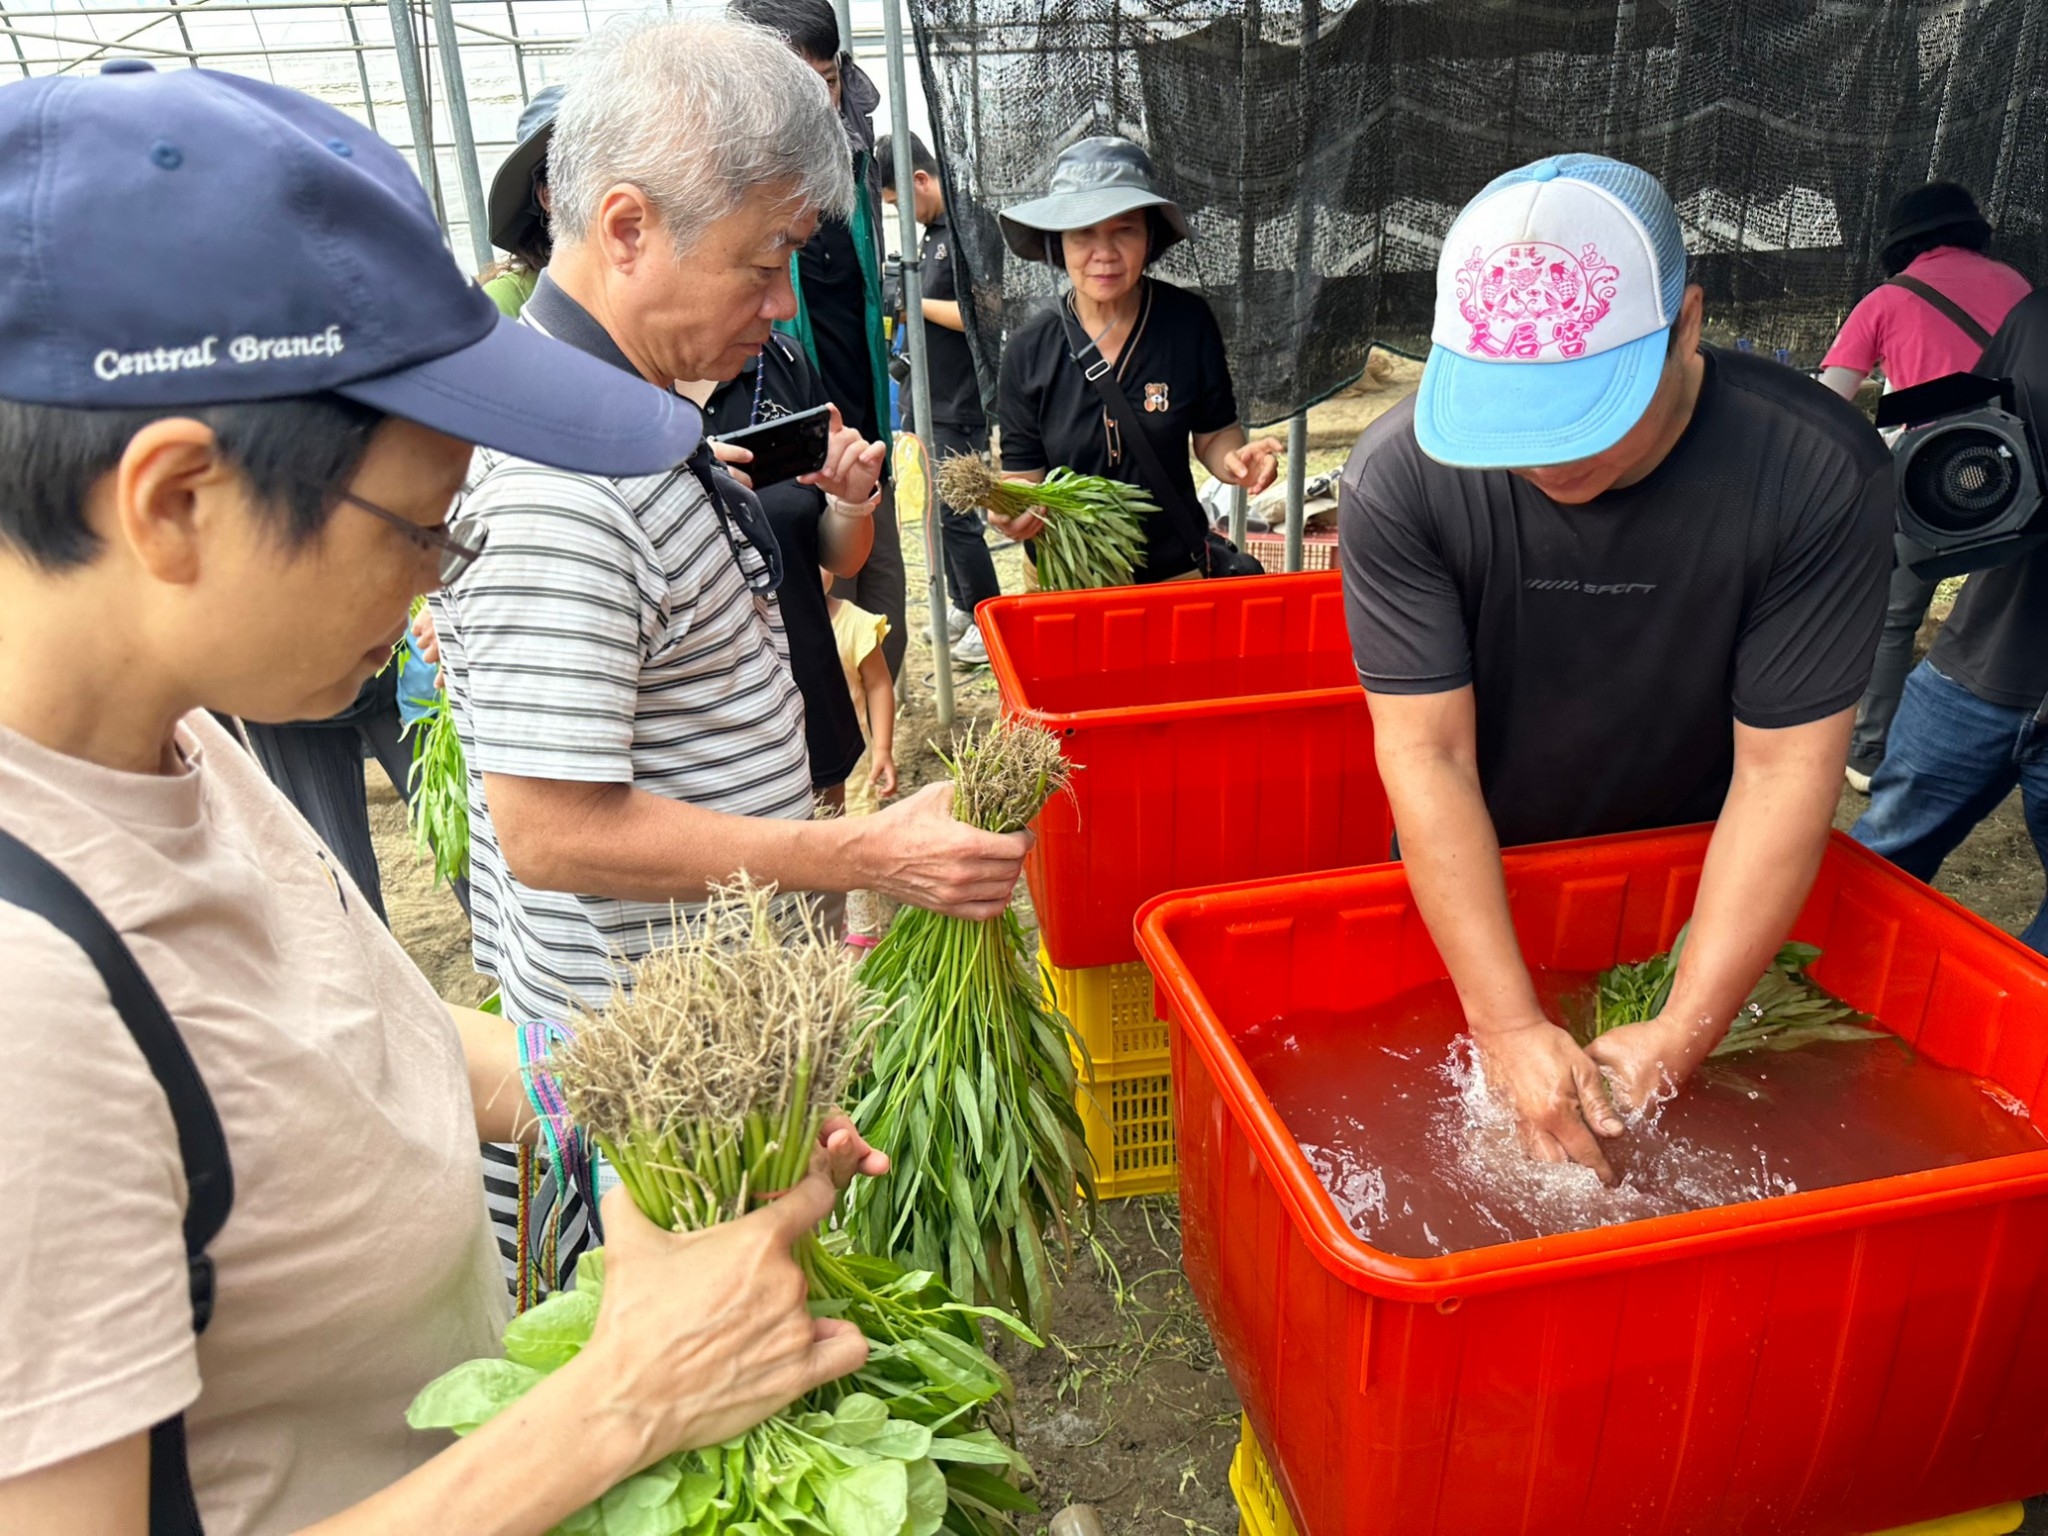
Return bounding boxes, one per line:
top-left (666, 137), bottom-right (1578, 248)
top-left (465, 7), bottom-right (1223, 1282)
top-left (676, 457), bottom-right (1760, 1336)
top-left (990, 136), bottom-right (1283, 583)
top-left (0, 35), bottom-right (916, 1536)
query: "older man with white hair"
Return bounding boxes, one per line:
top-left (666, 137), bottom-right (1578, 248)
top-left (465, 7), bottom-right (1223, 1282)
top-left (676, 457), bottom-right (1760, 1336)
top-left (433, 16), bottom-right (1028, 1030)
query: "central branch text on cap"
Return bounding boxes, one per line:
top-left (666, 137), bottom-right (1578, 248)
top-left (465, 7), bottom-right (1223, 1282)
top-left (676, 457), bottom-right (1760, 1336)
top-left (92, 323), bottom-right (346, 382)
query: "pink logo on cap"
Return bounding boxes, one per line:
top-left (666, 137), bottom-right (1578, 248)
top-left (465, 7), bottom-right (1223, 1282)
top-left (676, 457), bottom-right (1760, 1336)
top-left (1455, 241), bottom-right (1621, 360)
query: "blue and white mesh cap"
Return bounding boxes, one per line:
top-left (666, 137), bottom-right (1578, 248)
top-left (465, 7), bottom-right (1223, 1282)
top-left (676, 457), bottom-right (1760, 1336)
top-left (1415, 154), bottom-right (1688, 470)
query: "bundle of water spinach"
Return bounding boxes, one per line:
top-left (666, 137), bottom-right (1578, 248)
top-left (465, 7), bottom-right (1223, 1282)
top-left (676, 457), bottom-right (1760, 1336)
top-left (1581, 924), bottom-right (1887, 1056)
top-left (398, 602), bottom-right (469, 886)
top-left (936, 453), bottom-right (1152, 591)
top-left (847, 721), bottom-right (1091, 1329)
top-left (407, 881), bottom-right (1036, 1536)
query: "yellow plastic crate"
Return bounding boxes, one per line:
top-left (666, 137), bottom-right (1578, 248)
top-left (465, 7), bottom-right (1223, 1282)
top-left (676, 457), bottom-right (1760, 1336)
top-left (1041, 946), bottom-right (1179, 1199)
top-left (1230, 1416), bottom-right (1295, 1536)
top-left (1040, 946), bottom-right (1172, 1062)
top-left (1075, 1053), bottom-right (1177, 1199)
top-left (1227, 1415), bottom-right (2024, 1536)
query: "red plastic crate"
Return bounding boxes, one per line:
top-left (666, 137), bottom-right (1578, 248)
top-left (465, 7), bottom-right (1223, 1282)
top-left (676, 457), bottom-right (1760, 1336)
top-left (981, 571), bottom-right (1394, 970)
top-left (1137, 828), bottom-right (2048, 1536)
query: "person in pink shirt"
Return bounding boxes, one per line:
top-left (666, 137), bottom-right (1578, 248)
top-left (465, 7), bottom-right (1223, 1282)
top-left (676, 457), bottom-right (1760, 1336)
top-left (1819, 182), bottom-right (2032, 791)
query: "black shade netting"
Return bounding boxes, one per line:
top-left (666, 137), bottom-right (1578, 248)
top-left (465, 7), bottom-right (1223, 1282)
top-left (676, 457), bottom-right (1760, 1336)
top-left (906, 0), bottom-right (2048, 428)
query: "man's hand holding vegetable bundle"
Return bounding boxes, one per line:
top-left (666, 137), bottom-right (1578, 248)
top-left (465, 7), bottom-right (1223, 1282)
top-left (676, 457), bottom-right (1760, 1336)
top-left (848, 781), bottom-right (1033, 920)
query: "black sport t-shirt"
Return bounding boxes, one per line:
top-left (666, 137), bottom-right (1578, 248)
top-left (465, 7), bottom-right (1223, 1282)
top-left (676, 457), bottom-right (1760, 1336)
top-left (1926, 288), bottom-right (2048, 711)
top-left (998, 279), bottom-right (1239, 583)
top-left (798, 212), bottom-right (881, 443)
top-left (1340, 346), bottom-right (1894, 848)
top-left (920, 214), bottom-right (983, 430)
top-left (704, 335), bottom-right (866, 791)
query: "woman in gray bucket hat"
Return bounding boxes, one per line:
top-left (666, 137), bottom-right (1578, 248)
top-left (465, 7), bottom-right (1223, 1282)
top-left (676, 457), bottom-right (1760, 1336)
top-left (993, 135), bottom-right (1282, 583)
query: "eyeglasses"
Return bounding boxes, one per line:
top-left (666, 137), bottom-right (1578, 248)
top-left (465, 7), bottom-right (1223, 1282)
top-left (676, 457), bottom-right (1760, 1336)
top-left (335, 488), bottom-right (488, 587)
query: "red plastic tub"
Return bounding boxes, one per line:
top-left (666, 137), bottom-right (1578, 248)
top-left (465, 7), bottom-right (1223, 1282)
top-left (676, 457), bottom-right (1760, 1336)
top-left (1136, 828), bottom-right (2048, 1536)
top-left (982, 571), bottom-right (1393, 970)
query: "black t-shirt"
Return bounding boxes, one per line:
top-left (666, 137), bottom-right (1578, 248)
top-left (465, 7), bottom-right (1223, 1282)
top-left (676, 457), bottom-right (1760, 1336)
top-left (704, 336), bottom-right (866, 791)
top-left (1340, 347), bottom-right (1895, 848)
top-left (798, 212), bottom-right (881, 442)
top-left (1926, 287), bottom-right (2048, 711)
top-left (998, 279), bottom-right (1239, 583)
top-left (920, 213), bottom-right (983, 430)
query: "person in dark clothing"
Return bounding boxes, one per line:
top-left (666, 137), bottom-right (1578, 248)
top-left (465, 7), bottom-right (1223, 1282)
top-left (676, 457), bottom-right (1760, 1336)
top-left (238, 669), bottom-right (469, 924)
top-left (1340, 154), bottom-right (1893, 1180)
top-left (732, 0), bottom-right (907, 677)
top-left (878, 131), bottom-right (1002, 667)
top-left (1852, 288), bottom-right (2048, 952)
top-left (992, 137), bottom-right (1281, 585)
top-left (691, 332), bottom-right (885, 804)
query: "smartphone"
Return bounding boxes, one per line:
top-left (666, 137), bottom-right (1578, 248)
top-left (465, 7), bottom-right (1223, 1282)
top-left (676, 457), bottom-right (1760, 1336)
top-left (711, 403), bottom-right (833, 488)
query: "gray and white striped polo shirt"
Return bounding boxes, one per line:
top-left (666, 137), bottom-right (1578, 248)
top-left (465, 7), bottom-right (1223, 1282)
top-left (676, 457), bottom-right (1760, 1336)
top-left (432, 276), bottom-right (813, 1027)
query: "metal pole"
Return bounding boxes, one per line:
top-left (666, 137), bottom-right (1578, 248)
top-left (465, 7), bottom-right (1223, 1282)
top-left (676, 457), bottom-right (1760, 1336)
top-left (831, 0), bottom-right (853, 55)
top-left (386, 0), bottom-right (442, 217)
top-left (1284, 413), bottom-right (1307, 572)
top-left (504, 0), bottom-right (529, 102)
top-left (1228, 483), bottom-right (1248, 547)
top-left (0, 0), bottom-right (32, 78)
top-left (883, 0), bottom-right (954, 727)
top-left (343, 2), bottom-right (379, 134)
top-left (428, 0), bottom-right (493, 269)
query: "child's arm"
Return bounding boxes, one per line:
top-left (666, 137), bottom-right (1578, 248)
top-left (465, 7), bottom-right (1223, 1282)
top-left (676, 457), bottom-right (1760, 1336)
top-left (859, 648), bottom-right (897, 798)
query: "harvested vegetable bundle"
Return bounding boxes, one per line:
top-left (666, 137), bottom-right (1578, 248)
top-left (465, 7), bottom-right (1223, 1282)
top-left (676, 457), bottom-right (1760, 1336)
top-left (848, 722), bottom-right (1090, 1328)
top-left (408, 881), bottom-right (1036, 1536)
top-left (936, 453), bottom-right (1153, 591)
top-left (1579, 925), bottom-right (1887, 1056)
top-left (398, 610), bottom-right (469, 886)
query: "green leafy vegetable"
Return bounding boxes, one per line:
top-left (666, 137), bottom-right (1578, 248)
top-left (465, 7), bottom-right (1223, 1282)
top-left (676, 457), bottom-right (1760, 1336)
top-left (398, 604), bottom-right (469, 887)
top-left (406, 881), bottom-right (1036, 1536)
top-left (1579, 924), bottom-right (1888, 1056)
top-left (937, 454), bottom-right (1153, 591)
top-left (848, 721), bottom-right (1091, 1328)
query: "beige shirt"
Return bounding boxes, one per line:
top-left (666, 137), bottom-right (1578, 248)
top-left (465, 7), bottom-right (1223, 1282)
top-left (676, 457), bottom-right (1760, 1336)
top-left (0, 711), bottom-right (507, 1531)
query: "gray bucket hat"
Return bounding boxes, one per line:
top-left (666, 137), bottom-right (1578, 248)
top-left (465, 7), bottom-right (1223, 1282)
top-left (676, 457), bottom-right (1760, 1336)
top-left (487, 84), bottom-right (566, 256)
top-left (998, 136), bottom-right (1189, 263)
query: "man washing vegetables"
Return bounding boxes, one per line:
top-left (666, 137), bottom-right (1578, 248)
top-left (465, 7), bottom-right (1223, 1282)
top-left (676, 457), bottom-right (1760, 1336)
top-left (1340, 155), bottom-right (1894, 1181)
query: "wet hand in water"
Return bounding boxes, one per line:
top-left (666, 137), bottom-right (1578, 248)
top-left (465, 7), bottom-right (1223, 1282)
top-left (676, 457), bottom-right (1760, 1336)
top-left (1476, 1018), bottom-right (1626, 1184)
top-left (1585, 1013), bottom-right (1714, 1117)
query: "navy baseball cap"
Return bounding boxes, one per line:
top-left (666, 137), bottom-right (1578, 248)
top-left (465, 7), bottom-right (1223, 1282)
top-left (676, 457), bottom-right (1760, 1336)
top-left (0, 63), bottom-right (699, 476)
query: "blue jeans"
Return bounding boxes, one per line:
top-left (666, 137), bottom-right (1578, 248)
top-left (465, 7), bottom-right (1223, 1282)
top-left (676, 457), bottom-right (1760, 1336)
top-left (1851, 662), bottom-right (2048, 953)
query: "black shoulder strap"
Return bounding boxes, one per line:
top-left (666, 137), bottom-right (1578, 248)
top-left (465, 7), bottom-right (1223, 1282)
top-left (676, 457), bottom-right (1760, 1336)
top-left (0, 827), bottom-right (231, 1535)
top-left (1056, 298), bottom-right (1212, 575)
top-left (1886, 274), bottom-right (1995, 354)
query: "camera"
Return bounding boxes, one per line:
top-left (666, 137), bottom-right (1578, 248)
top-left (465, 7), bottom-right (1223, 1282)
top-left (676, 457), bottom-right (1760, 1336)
top-left (1876, 371), bottom-right (2046, 581)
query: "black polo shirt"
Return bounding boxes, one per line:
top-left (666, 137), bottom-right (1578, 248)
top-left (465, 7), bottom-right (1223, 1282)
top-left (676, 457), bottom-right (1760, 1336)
top-left (704, 335), bottom-right (866, 791)
top-left (798, 212), bottom-right (881, 443)
top-left (921, 213), bottom-right (983, 430)
top-left (1926, 288), bottom-right (2048, 711)
top-left (998, 279), bottom-right (1239, 583)
top-left (1340, 346), bottom-right (1894, 848)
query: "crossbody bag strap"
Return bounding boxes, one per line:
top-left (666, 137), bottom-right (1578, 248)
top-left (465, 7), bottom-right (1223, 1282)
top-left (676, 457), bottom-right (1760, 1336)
top-left (1057, 300), bottom-right (1212, 575)
top-left (1886, 274), bottom-right (1995, 354)
top-left (0, 827), bottom-right (233, 1536)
